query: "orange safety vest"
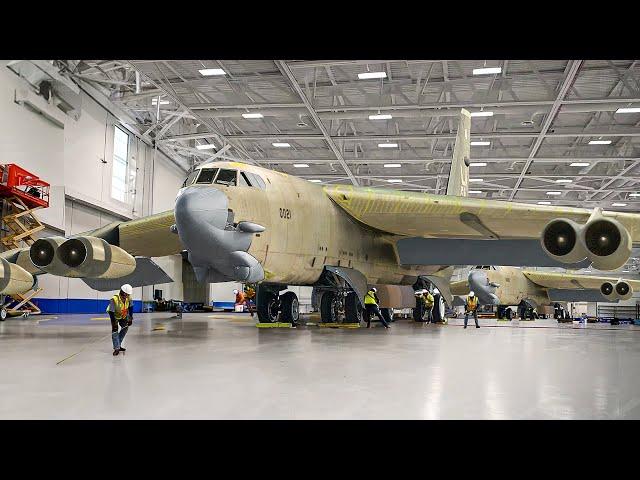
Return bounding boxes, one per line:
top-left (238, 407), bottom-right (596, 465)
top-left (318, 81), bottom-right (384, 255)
top-left (466, 296), bottom-right (478, 311)
top-left (107, 294), bottom-right (131, 319)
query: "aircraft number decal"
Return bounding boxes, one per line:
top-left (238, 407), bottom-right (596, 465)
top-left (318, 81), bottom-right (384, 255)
top-left (279, 208), bottom-right (292, 219)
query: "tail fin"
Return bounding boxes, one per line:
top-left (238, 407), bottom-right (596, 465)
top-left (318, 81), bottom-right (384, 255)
top-left (445, 109), bottom-right (471, 197)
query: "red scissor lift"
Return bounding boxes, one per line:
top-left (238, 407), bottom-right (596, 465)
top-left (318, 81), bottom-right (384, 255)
top-left (0, 164), bottom-right (50, 317)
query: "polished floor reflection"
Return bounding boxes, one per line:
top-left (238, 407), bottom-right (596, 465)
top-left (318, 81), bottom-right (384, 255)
top-left (1, 313), bottom-right (639, 419)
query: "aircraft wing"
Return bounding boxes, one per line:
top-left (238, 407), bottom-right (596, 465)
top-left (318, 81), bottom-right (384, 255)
top-left (521, 270), bottom-right (640, 291)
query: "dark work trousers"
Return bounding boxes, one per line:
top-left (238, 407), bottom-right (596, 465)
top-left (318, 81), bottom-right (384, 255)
top-left (365, 304), bottom-right (389, 328)
top-left (464, 309), bottom-right (479, 328)
top-left (424, 306), bottom-right (433, 323)
top-left (109, 308), bottom-right (133, 350)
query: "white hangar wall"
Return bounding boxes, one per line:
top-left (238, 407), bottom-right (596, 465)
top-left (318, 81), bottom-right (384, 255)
top-left (0, 63), bottom-right (186, 313)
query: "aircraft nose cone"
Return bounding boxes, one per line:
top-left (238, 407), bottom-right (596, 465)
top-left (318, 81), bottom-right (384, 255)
top-left (468, 270), bottom-right (499, 304)
top-left (175, 186), bottom-right (229, 230)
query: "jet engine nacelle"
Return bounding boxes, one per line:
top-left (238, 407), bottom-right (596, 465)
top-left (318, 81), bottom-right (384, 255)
top-left (0, 257), bottom-right (35, 295)
top-left (600, 280), bottom-right (633, 301)
top-left (541, 213), bottom-right (632, 271)
top-left (30, 236), bottom-right (136, 279)
top-left (56, 236), bottom-right (136, 279)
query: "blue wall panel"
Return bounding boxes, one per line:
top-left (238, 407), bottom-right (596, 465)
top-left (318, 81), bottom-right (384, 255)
top-left (32, 298), bottom-right (143, 314)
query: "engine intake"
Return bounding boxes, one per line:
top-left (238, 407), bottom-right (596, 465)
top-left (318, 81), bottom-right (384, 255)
top-left (600, 280), bottom-right (633, 301)
top-left (29, 236), bottom-right (69, 275)
top-left (540, 219), bottom-right (587, 264)
top-left (0, 257), bottom-right (35, 295)
top-left (57, 236), bottom-right (136, 279)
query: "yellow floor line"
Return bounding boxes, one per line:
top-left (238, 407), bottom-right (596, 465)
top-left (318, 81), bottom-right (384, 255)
top-left (56, 333), bottom-right (112, 365)
top-left (90, 317), bottom-right (110, 321)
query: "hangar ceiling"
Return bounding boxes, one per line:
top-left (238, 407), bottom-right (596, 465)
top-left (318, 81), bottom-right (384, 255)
top-left (53, 59), bottom-right (640, 212)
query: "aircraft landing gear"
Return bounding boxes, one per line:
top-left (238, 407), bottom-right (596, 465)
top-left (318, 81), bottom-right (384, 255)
top-left (497, 306), bottom-right (513, 320)
top-left (256, 285), bottom-right (300, 324)
top-left (319, 290), bottom-right (362, 324)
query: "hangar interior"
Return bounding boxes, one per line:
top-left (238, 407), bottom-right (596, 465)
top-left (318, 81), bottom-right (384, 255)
top-left (1, 60), bottom-right (639, 419)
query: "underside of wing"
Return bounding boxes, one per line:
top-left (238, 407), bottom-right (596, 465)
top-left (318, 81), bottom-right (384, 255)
top-left (522, 270), bottom-right (640, 291)
top-left (111, 211), bottom-right (183, 257)
top-left (324, 185), bottom-right (640, 242)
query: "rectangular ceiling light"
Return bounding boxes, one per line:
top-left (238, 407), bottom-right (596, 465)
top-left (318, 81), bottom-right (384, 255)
top-left (358, 71), bottom-right (387, 80)
top-left (629, 193), bottom-right (640, 197)
top-left (293, 163), bottom-right (309, 168)
top-left (308, 179), bottom-right (322, 183)
top-left (384, 163), bottom-right (401, 168)
top-left (468, 190), bottom-right (483, 194)
top-left (470, 162), bottom-right (487, 167)
top-left (272, 142), bottom-right (291, 148)
top-left (242, 113), bottom-right (264, 119)
top-left (470, 111), bottom-right (494, 118)
top-left (588, 140), bottom-right (611, 145)
top-left (469, 178), bottom-right (484, 183)
top-left (616, 107), bottom-right (640, 114)
top-left (555, 179), bottom-right (573, 183)
top-left (470, 141), bottom-right (491, 146)
top-left (537, 201), bottom-right (551, 205)
top-left (378, 143), bottom-right (398, 148)
top-left (369, 114), bottom-right (393, 120)
top-left (570, 162), bottom-right (590, 167)
top-left (546, 191), bottom-right (562, 195)
top-left (196, 144), bottom-right (216, 150)
top-left (387, 179), bottom-right (403, 183)
top-left (151, 99), bottom-right (170, 105)
top-left (612, 203), bottom-right (627, 207)
top-left (473, 67), bottom-right (502, 75)
top-left (199, 68), bottom-right (226, 76)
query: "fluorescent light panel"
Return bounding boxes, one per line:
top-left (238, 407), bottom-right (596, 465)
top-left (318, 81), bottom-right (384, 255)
top-left (272, 142), bottom-right (290, 148)
top-left (383, 163), bottom-right (401, 168)
top-left (358, 71), bottom-right (387, 80)
top-left (612, 203), bottom-right (627, 207)
top-left (369, 114), bottom-right (393, 120)
top-left (589, 140), bottom-right (611, 145)
top-left (242, 113), bottom-right (263, 119)
top-left (196, 144), bottom-right (216, 150)
top-left (293, 163), bottom-right (309, 168)
top-left (468, 190), bottom-right (483, 194)
top-left (555, 179), bottom-right (573, 183)
top-left (473, 67), bottom-right (502, 75)
top-left (546, 191), bottom-right (562, 195)
top-left (199, 68), bottom-right (226, 76)
top-left (469, 178), bottom-right (483, 183)
top-left (378, 143), bottom-right (398, 148)
top-left (570, 162), bottom-right (590, 167)
top-left (470, 162), bottom-right (487, 166)
top-left (537, 201), bottom-right (551, 205)
top-left (387, 179), bottom-right (402, 183)
top-left (616, 107), bottom-right (640, 114)
top-left (308, 179), bottom-right (322, 183)
top-left (470, 111), bottom-right (494, 117)
top-left (629, 193), bottom-right (640, 197)
top-left (470, 141), bottom-right (490, 146)
top-left (152, 99), bottom-right (169, 105)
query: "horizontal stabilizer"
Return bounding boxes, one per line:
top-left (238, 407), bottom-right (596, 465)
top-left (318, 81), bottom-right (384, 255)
top-left (81, 257), bottom-right (173, 291)
top-left (397, 237), bottom-right (592, 268)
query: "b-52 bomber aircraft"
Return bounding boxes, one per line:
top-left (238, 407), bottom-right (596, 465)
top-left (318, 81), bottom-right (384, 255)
top-left (451, 265), bottom-right (640, 319)
top-left (1, 109), bottom-right (639, 325)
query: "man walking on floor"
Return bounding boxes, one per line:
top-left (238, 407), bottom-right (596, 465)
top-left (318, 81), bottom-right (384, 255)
top-left (108, 284), bottom-right (134, 356)
top-left (464, 290), bottom-right (480, 329)
top-left (364, 287), bottom-right (390, 329)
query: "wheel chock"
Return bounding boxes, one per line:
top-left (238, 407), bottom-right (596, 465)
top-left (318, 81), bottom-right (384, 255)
top-left (318, 322), bottom-right (361, 328)
top-left (256, 322), bottom-right (293, 328)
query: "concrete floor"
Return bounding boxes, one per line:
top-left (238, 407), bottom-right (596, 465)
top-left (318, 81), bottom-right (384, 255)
top-left (1, 312), bottom-right (639, 419)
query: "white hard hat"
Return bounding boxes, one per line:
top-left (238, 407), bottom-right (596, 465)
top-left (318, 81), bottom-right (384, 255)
top-left (469, 291), bottom-right (475, 297)
top-left (414, 290), bottom-right (422, 296)
top-left (121, 284), bottom-right (133, 295)
top-left (233, 289), bottom-right (238, 294)
top-left (371, 287), bottom-right (377, 292)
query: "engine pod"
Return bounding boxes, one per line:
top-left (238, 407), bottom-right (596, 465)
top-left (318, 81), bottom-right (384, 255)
top-left (614, 280), bottom-right (633, 301)
top-left (0, 257), bottom-right (35, 295)
top-left (56, 236), bottom-right (136, 279)
top-left (541, 218), bottom-right (588, 265)
top-left (581, 217), bottom-right (632, 271)
top-left (29, 236), bottom-right (69, 275)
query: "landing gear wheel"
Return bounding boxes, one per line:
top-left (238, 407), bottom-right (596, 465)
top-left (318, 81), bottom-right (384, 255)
top-left (320, 291), bottom-right (340, 323)
top-left (280, 291), bottom-right (299, 324)
top-left (497, 306), bottom-right (504, 320)
top-left (344, 292), bottom-right (362, 324)
top-left (505, 307), bottom-right (513, 321)
top-left (432, 294), bottom-right (445, 323)
top-left (257, 291), bottom-right (280, 323)
top-left (0, 307), bottom-right (6, 321)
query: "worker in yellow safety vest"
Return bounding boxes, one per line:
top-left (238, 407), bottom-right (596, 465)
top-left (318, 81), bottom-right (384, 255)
top-left (464, 290), bottom-right (480, 329)
top-left (422, 289), bottom-right (435, 323)
top-left (107, 284), bottom-right (134, 355)
top-left (364, 287), bottom-right (390, 329)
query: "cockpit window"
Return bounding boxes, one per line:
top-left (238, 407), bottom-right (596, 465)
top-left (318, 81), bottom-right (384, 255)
top-left (214, 169), bottom-right (237, 186)
top-left (182, 170), bottom-right (199, 187)
top-left (196, 168), bottom-right (219, 184)
top-left (246, 172), bottom-right (266, 190)
top-left (239, 172), bottom-right (252, 187)
top-left (474, 265), bottom-right (491, 270)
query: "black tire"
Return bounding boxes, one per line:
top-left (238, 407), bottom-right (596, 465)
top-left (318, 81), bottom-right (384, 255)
top-left (0, 307), bottom-right (6, 321)
top-left (280, 291), bottom-right (299, 324)
top-left (344, 292), bottom-right (362, 323)
top-left (432, 294), bottom-right (445, 323)
top-left (320, 291), bottom-right (340, 323)
top-left (413, 299), bottom-right (426, 322)
top-left (257, 290), bottom-right (279, 323)
top-left (381, 307), bottom-right (394, 323)
top-left (505, 308), bottom-right (513, 320)
top-left (497, 306), bottom-right (504, 319)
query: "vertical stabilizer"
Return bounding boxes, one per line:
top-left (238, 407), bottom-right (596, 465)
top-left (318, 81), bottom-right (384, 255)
top-left (445, 109), bottom-right (471, 197)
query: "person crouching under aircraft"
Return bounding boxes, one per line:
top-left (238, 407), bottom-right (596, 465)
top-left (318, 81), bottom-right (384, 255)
top-left (464, 291), bottom-right (480, 329)
top-left (364, 287), bottom-right (390, 329)
top-left (108, 284), bottom-right (134, 356)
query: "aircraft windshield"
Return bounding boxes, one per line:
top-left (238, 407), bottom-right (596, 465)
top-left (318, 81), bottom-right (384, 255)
top-left (182, 170), bottom-right (199, 187)
top-left (196, 168), bottom-right (219, 184)
top-left (215, 169), bottom-right (237, 186)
